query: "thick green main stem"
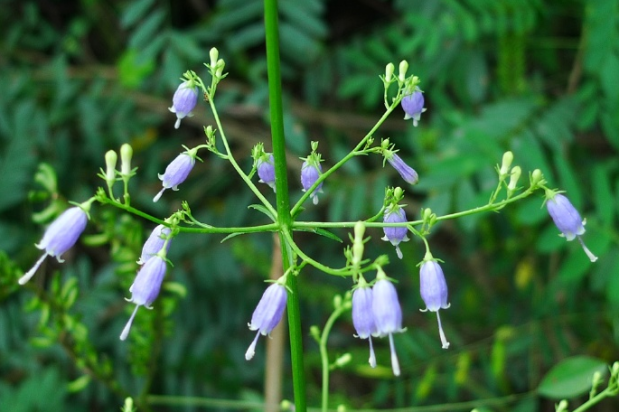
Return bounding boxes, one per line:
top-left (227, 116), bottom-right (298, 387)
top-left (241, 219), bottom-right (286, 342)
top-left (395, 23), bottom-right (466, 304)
top-left (264, 0), bottom-right (307, 410)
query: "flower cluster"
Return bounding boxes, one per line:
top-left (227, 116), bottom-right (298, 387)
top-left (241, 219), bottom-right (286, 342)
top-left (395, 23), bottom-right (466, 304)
top-left (352, 268), bottom-right (404, 376)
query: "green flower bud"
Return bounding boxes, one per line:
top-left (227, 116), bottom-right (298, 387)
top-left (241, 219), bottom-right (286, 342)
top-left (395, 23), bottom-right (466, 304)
top-left (508, 166), bottom-right (521, 192)
top-left (398, 60), bottom-right (409, 82)
top-left (105, 150), bottom-right (117, 183)
top-left (385, 63), bottom-right (395, 82)
top-left (499, 151), bottom-right (514, 177)
top-left (209, 47), bottom-right (219, 68)
top-left (120, 144), bottom-right (133, 176)
top-left (335, 353), bottom-right (352, 367)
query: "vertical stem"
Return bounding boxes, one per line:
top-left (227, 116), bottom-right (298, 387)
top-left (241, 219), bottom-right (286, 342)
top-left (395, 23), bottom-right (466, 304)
top-left (264, 0), bottom-right (307, 410)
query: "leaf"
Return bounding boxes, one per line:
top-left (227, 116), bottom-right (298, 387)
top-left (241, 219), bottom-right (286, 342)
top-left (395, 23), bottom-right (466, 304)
top-left (537, 356), bottom-right (607, 399)
top-left (296, 228), bottom-right (343, 243)
top-left (120, 0), bottom-right (156, 29)
top-left (220, 232), bottom-right (247, 243)
top-left (248, 204), bottom-right (276, 222)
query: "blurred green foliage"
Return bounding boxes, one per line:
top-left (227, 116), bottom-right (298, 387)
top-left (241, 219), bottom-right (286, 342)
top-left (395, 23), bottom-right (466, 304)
top-left (0, 0), bottom-right (618, 411)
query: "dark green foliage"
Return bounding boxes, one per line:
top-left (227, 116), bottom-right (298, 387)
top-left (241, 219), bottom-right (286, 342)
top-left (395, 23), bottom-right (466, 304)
top-left (0, 0), bottom-right (617, 411)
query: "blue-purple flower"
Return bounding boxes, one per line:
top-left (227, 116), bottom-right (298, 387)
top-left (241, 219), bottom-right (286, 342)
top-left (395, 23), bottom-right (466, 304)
top-left (419, 259), bottom-right (450, 349)
top-left (257, 153), bottom-right (276, 191)
top-left (382, 206), bottom-right (410, 259)
top-left (372, 270), bottom-right (403, 376)
top-left (169, 80), bottom-right (199, 129)
top-left (120, 254), bottom-right (167, 340)
top-left (19, 205), bottom-right (89, 285)
top-left (301, 160), bottom-right (323, 205)
top-left (352, 278), bottom-right (377, 368)
top-left (546, 192), bottom-right (597, 262)
top-left (245, 279), bottom-right (288, 360)
top-left (401, 87), bottom-right (426, 127)
top-left (137, 225), bottom-right (171, 265)
top-left (153, 149), bottom-right (198, 202)
top-left (386, 153), bottom-right (419, 185)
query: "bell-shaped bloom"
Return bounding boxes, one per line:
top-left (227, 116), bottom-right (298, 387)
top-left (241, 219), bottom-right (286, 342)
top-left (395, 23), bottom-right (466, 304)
top-left (401, 87), bottom-right (426, 127)
top-left (382, 207), bottom-right (410, 259)
top-left (245, 282), bottom-right (288, 360)
top-left (137, 225), bottom-right (171, 265)
top-left (169, 80), bottom-right (199, 129)
top-left (120, 255), bottom-right (167, 340)
top-left (19, 206), bottom-right (88, 285)
top-left (257, 153), bottom-right (276, 191)
top-left (387, 153), bottom-right (418, 185)
top-left (419, 260), bottom-right (451, 349)
top-left (153, 152), bottom-right (196, 202)
top-left (372, 276), bottom-right (403, 376)
top-left (352, 282), bottom-right (377, 368)
top-left (546, 193), bottom-right (597, 262)
top-left (301, 161), bottom-right (323, 205)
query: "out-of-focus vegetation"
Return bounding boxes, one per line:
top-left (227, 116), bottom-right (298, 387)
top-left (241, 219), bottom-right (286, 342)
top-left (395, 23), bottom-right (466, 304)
top-left (0, 0), bottom-right (617, 411)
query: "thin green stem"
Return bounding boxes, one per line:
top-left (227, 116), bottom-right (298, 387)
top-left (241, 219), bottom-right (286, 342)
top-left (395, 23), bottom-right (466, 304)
top-left (207, 97), bottom-right (277, 219)
top-left (290, 104), bottom-right (400, 217)
top-left (97, 193), bottom-right (278, 234)
top-left (574, 386), bottom-right (617, 412)
top-left (264, 0), bottom-right (306, 409)
top-left (283, 230), bottom-right (350, 277)
top-left (319, 302), bottom-right (351, 412)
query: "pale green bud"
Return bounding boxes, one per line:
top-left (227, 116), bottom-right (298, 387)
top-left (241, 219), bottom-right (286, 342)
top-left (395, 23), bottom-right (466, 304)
top-left (385, 63), bottom-right (395, 82)
top-left (333, 294), bottom-right (342, 309)
top-left (531, 169), bottom-right (544, 186)
top-left (556, 400), bottom-right (568, 412)
top-left (280, 400), bottom-right (293, 411)
top-left (499, 151), bottom-right (514, 176)
top-left (394, 186), bottom-right (404, 200)
top-left (335, 353), bottom-right (352, 367)
top-left (337, 405), bottom-right (347, 412)
top-left (508, 166), bottom-right (521, 192)
top-left (105, 150), bottom-right (117, 182)
top-left (215, 58), bottom-right (225, 77)
top-left (398, 60), bottom-right (409, 82)
top-left (209, 47), bottom-right (219, 68)
top-left (120, 144), bottom-right (133, 176)
top-left (422, 208), bottom-right (432, 221)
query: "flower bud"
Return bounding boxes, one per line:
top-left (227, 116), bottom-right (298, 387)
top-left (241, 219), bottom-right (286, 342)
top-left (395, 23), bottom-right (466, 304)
top-left (382, 206), bottom-right (409, 259)
top-left (209, 47), bottom-right (219, 68)
top-left (499, 151), bottom-right (513, 177)
top-left (215, 59), bottom-right (225, 77)
top-left (531, 168), bottom-right (544, 186)
top-left (385, 63), bottom-right (395, 82)
top-left (120, 144), bottom-right (133, 177)
top-left (105, 150), bottom-right (117, 183)
top-left (245, 279), bottom-right (288, 360)
top-left (257, 153), bottom-right (276, 192)
top-left (386, 153), bottom-right (419, 184)
top-left (153, 149), bottom-right (198, 202)
top-left (507, 166), bottom-right (521, 192)
top-left (398, 60), bottom-right (408, 82)
top-left (334, 353), bottom-right (352, 367)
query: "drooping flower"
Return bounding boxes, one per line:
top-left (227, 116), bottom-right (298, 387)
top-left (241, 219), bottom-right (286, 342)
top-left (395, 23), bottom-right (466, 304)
top-left (245, 278), bottom-right (288, 360)
top-left (19, 205), bottom-right (90, 285)
top-left (257, 153), bottom-right (276, 191)
top-left (352, 277), bottom-right (377, 368)
top-left (301, 160), bottom-right (323, 205)
top-left (386, 153), bottom-right (419, 185)
top-left (419, 259), bottom-right (450, 349)
top-left (137, 225), bottom-right (171, 265)
top-left (169, 80), bottom-right (199, 129)
top-left (382, 206), bottom-right (410, 259)
top-left (372, 269), bottom-right (403, 376)
top-left (546, 191), bottom-right (598, 262)
top-left (153, 149), bottom-right (198, 202)
top-left (401, 86), bottom-right (426, 127)
top-left (120, 255), bottom-right (167, 341)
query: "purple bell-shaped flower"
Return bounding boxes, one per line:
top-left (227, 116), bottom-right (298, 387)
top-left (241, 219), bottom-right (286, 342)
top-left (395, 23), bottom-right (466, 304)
top-left (301, 161), bottom-right (323, 205)
top-left (19, 204), bottom-right (90, 285)
top-left (419, 259), bottom-right (451, 349)
top-left (169, 80), bottom-right (199, 129)
top-left (245, 278), bottom-right (288, 360)
top-left (120, 254), bottom-right (167, 340)
top-left (546, 192), bottom-right (597, 262)
top-left (257, 153), bottom-right (276, 191)
top-left (153, 149), bottom-right (198, 202)
top-left (382, 206), bottom-right (409, 259)
top-left (401, 86), bottom-right (426, 127)
top-left (352, 278), bottom-right (377, 368)
top-left (386, 153), bottom-right (419, 185)
top-left (372, 269), bottom-right (403, 376)
top-left (137, 225), bottom-right (171, 265)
